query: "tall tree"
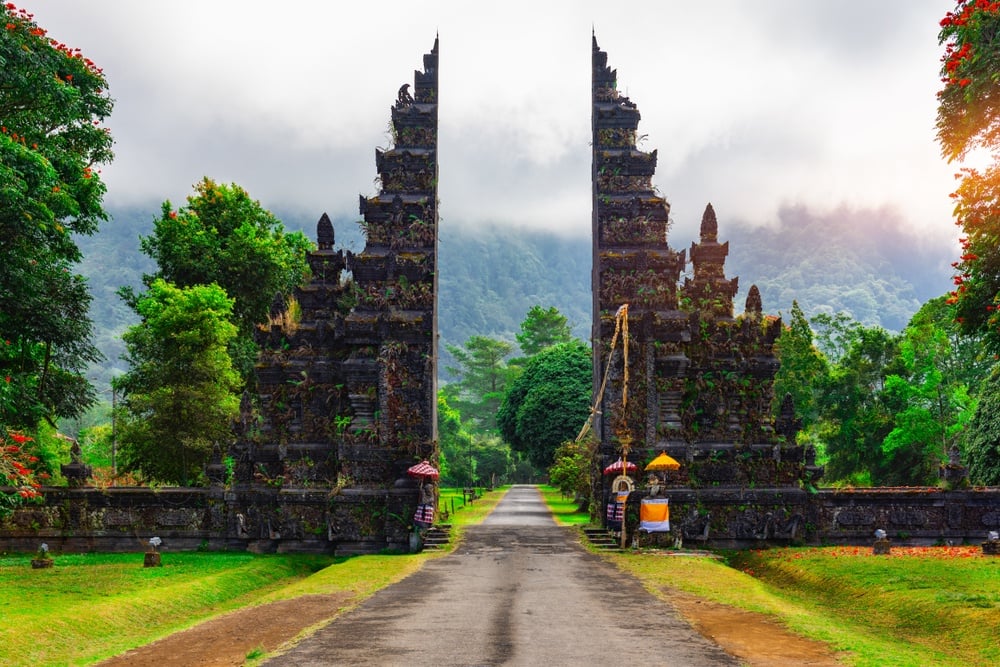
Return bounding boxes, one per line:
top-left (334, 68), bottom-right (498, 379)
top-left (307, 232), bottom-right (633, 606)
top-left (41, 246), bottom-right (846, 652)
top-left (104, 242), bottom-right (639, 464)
top-left (515, 305), bottom-right (574, 357)
top-left (116, 280), bottom-right (240, 485)
top-left (548, 438), bottom-right (593, 505)
top-left (133, 178), bottom-right (312, 380)
top-left (964, 366), bottom-right (1000, 485)
top-left (772, 301), bottom-right (829, 429)
top-left (816, 325), bottom-right (902, 485)
top-left (437, 390), bottom-right (473, 484)
top-left (437, 392), bottom-right (515, 486)
top-left (938, 2), bottom-right (1000, 351)
top-left (810, 311), bottom-right (864, 364)
top-left (881, 299), bottom-right (978, 485)
top-left (497, 340), bottom-right (591, 468)
top-left (1, 3), bottom-right (113, 429)
top-left (443, 336), bottom-right (515, 432)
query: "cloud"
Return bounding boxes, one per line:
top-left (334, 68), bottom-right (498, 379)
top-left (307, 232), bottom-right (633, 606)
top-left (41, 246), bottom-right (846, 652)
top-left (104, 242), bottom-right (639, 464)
top-left (26, 0), bottom-right (957, 246)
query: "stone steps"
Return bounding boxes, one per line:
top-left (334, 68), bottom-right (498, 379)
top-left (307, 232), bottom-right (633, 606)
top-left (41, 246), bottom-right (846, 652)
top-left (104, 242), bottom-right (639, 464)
top-left (582, 527), bottom-right (622, 550)
top-left (422, 523), bottom-right (452, 550)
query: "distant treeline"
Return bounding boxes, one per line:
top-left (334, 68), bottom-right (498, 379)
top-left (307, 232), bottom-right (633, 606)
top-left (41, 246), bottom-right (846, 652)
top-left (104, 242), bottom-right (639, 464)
top-left (77, 203), bottom-right (952, 390)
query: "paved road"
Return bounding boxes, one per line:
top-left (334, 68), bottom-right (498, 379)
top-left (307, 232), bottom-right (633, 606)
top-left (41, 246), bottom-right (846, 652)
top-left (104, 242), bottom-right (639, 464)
top-left (264, 485), bottom-right (738, 666)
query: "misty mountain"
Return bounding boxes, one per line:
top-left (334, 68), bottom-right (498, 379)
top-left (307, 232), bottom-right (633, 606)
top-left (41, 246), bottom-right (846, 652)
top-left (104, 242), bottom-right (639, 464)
top-left (75, 206), bottom-right (156, 390)
top-left (723, 205), bottom-right (954, 331)
top-left (78, 204), bottom-right (953, 390)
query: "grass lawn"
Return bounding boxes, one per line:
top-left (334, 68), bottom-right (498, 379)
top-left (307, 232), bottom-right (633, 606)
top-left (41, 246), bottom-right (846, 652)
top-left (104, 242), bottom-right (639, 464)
top-left (438, 486), bottom-right (508, 526)
top-left (0, 487), bottom-right (509, 666)
top-left (608, 544), bottom-right (1000, 667)
top-left (536, 484), bottom-right (592, 526)
top-left (535, 483), bottom-right (999, 664)
top-left (0, 551), bottom-right (332, 665)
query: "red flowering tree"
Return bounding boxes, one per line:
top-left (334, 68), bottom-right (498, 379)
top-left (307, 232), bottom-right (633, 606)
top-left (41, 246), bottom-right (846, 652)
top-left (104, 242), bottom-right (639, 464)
top-left (938, 1), bottom-right (1000, 351)
top-left (0, 3), bottom-right (112, 429)
top-left (0, 430), bottom-right (46, 517)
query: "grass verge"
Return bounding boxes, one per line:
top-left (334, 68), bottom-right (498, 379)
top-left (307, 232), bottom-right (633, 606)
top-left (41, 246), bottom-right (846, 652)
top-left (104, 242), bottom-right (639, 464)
top-left (536, 484), bottom-right (591, 526)
top-left (0, 487), bottom-right (510, 666)
top-left (607, 545), bottom-right (999, 667)
top-left (0, 551), bottom-right (332, 666)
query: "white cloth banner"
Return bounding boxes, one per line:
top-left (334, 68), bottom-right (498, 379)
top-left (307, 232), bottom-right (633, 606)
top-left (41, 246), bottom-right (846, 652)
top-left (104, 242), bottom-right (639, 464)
top-left (639, 498), bottom-right (670, 532)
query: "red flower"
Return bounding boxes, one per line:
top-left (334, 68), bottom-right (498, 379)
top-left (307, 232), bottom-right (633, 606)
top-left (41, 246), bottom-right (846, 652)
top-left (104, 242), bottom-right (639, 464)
top-left (959, 78), bottom-right (972, 87)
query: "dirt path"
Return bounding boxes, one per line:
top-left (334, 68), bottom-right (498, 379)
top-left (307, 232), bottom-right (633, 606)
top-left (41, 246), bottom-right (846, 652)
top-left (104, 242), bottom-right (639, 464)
top-left (97, 486), bottom-right (843, 666)
top-left (96, 594), bottom-right (354, 667)
top-left (668, 589), bottom-right (842, 666)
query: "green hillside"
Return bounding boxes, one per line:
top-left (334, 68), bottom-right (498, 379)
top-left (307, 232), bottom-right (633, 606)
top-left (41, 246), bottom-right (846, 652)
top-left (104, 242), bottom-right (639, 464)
top-left (76, 205), bottom-right (952, 391)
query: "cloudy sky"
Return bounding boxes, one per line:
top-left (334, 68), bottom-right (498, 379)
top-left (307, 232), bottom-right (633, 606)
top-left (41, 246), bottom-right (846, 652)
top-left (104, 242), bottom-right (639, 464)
top-left (27, 0), bottom-right (958, 247)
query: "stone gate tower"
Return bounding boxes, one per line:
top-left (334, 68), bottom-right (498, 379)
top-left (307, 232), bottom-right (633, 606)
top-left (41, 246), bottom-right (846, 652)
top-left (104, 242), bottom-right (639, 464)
top-left (230, 38), bottom-right (439, 554)
top-left (591, 37), bottom-right (820, 542)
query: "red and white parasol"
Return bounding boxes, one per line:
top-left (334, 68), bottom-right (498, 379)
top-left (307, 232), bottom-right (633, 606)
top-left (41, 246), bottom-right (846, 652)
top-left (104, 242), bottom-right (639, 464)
top-left (406, 460), bottom-right (440, 480)
top-left (603, 457), bottom-right (638, 475)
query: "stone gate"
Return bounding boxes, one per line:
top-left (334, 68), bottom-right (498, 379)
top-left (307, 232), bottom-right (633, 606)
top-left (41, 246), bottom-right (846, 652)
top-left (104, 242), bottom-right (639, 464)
top-left (1, 36), bottom-right (997, 554)
top-left (590, 36), bottom-right (998, 547)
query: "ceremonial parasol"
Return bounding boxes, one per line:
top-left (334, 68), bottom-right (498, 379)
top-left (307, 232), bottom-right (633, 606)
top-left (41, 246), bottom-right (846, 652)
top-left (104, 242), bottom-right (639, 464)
top-left (645, 451), bottom-right (681, 471)
top-left (603, 458), bottom-right (638, 475)
top-left (406, 460), bottom-right (440, 480)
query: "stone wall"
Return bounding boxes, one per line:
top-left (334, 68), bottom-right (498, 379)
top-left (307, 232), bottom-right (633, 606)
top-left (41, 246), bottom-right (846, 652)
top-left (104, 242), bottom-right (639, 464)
top-left (4, 484), bottom-right (997, 554)
top-left (629, 486), bottom-right (1000, 549)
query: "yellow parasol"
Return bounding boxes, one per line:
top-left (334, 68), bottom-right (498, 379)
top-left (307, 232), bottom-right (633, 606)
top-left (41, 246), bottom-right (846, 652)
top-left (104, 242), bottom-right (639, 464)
top-left (645, 451), bottom-right (681, 471)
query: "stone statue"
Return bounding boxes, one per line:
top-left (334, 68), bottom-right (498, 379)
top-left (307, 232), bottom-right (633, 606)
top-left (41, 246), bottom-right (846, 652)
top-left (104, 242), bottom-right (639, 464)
top-left (397, 83), bottom-right (413, 107)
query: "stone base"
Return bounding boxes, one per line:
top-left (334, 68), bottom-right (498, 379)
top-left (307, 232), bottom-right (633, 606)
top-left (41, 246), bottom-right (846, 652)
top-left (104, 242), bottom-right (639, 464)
top-left (30, 558), bottom-right (53, 569)
top-left (143, 552), bottom-right (162, 567)
top-left (983, 541), bottom-right (999, 556)
top-left (873, 538), bottom-right (891, 555)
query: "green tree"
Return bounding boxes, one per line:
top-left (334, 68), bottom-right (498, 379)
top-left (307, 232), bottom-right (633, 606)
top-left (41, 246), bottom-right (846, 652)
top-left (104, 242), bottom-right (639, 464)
top-left (773, 301), bottom-right (829, 429)
top-left (810, 311), bottom-right (863, 364)
top-left (437, 393), bottom-right (516, 487)
top-left (937, 2), bottom-right (1000, 351)
top-left (134, 178), bottom-right (312, 380)
top-left (116, 280), bottom-right (240, 484)
top-left (470, 434), bottom-right (514, 487)
top-left (516, 305), bottom-right (574, 357)
top-left (815, 325), bottom-right (902, 485)
top-left (497, 340), bottom-right (591, 468)
top-left (437, 390), bottom-right (473, 484)
top-left (880, 299), bottom-right (978, 485)
top-left (444, 336), bottom-right (515, 433)
top-left (1, 4), bottom-right (113, 430)
top-left (964, 366), bottom-right (1000, 485)
top-left (548, 438), bottom-right (593, 506)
